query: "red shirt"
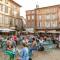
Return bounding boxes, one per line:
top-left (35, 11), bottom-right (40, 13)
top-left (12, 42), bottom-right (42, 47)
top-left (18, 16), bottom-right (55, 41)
top-left (12, 35), bottom-right (17, 41)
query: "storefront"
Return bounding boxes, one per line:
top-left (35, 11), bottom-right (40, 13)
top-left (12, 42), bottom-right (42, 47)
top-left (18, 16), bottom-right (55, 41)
top-left (26, 28), bottom-right (34, 33)
top-left (0, 28), bottom-right (15, 35)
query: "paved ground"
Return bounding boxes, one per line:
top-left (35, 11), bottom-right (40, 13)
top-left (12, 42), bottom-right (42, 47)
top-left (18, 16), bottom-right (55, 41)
top-left (32, 49), bottom-right (60, 60)
top-left (0, 49), bottom-right (60, 60)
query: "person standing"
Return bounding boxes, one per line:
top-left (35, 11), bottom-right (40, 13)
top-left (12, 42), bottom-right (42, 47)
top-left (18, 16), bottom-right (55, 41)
top-left (19, 43), bottom-right (29, 60)
top-left (39, 37), bottom-right (44, 45)
top-left (12, 34), bottom-right (18, 45)
top-left (56, 36), bottom-right (59, 48)
top-left (0, 35), bottom-right (3, 48)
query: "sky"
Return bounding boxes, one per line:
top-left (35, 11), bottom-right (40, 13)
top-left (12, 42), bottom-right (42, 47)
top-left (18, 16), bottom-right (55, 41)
top-left (14, 0), bottom-right (60, 18)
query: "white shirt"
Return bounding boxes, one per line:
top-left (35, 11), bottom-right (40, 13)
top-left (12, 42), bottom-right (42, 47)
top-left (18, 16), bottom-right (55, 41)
top-left (39, 40), bottom-right (44, 44)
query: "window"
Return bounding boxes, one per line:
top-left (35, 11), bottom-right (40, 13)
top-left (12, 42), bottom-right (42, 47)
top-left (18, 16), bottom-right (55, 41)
top-left (8, 7), bottom-right (11, 14)
top-left (5, 16), bottom-right (9, 24)
top-left (27, 16), bottom-right (30, 20)
top-left (17, 19), bottom-right (22, 28)
top-left (32, 21), bottom-right (35, 28)
top-left (9, 17), bottom-right (13, 26)
top-left (12, 18), bottom-right (15, 26)
top-left (3, 5), bottom-right (8, 13)
top-left (14, 11), bottom-right (17, 16)
top-left (2, 15), bottom-right (5, 24)
top-left (46, 14), bottom-right (51, 20)
top-left (5, 6), bottom-right (8, 13)
top-left (39, 22), bottom-right (42, 28)
top-left (9, 17), bottom-right (15, 27)
top-left (15, 19), bottom-right (18, 25)
top-left (0, 4), bottom-right (2, 11)
top-left (38, 15), bottom-right (42, 20)
top-left (3, 15), bottom-right (7, 24)
top-left (51, 21), bottom-right (57, 27)
top-left (0, 14), bottom-right (2, 23)
top-left (0, 4), bottom-right (3, 11)
top-left (52, 14), bottom-right (56, 20)
top-left (51, 14), bottom-right (58, 20)
top-left (5, 0), bottom-right (8, 4)
top-left (3, 5), bottom-right (5, 12)
top-left (14, 5), bottom-right (16, 10)
top-left (37, 21), bottom-right (39, 27)
top-left (13, 5), bottom-right (16, 15)
top-left (11, 8), bottom-right (14, 15)
top-left (27, 22), bottom-right (30, 28)
top-left (59, 12), bottom-right (60, 19)
top-left (32, 15), bottom-right (34, 20)
top-left (45, 22), bottom-right (50, 28)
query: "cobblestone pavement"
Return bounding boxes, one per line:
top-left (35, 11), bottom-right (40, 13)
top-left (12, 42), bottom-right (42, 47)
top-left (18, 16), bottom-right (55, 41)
top-left (32, 49), bottom-right (60, 60)
top-left (0, 49), bottom-right (60, 60)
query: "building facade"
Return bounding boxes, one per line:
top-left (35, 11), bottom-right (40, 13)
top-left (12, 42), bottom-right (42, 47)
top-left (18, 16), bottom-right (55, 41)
top-left (26, 10), bottom-right (35, 32)
top-left (0, 0), bottom-right (21, 30)
top-left (26, 5), bottom-right (60, 33)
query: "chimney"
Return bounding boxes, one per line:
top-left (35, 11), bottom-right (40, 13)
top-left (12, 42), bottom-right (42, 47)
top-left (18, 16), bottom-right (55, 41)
top-left (36, 4), bottom-right (39, 8)
top-left (36, 1), bottom-right (39, 8)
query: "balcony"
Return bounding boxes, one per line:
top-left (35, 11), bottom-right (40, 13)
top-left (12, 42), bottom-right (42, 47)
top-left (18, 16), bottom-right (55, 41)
top-left (36, 26), bottom-right (59, 30)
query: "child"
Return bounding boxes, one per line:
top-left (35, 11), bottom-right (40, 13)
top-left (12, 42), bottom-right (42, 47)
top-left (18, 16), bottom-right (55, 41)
top-left (19, 43), bottom-right (29, 60)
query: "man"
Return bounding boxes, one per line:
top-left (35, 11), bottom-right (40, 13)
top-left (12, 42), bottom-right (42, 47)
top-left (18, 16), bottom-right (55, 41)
top-left (39, 37), bottom-right (44, 45)
top-left (38, 37), bottom-right (44, 51)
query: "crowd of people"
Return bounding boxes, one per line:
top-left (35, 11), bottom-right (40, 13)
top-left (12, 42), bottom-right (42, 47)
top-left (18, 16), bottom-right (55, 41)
top-left (0, 33), bottom-right (60, 60)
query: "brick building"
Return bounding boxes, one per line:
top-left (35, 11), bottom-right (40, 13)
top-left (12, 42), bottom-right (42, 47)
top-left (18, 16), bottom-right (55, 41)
top-left (26, 5), bottom-right (60, 33)
top-left (26, 10), bottom-right (35, 33)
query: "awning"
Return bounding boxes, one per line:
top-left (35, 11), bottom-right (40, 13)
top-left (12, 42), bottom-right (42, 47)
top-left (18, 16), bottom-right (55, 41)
top-left (26, 28), bottom-right (34, 33)
top-left (0, 28), bottom-right (15, 32)
top-left (47, 31), bottom-right (60, 33)
top-left (37, 31), bottom-right (45, 33)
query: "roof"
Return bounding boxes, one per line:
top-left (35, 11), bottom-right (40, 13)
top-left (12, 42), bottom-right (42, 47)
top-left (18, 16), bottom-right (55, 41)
top-left (10, 0), bottom-right (22, 7)
top-left (35, 4), bottom-right (60, 10)
top-left (26, 10), bottom-right (34, 12)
